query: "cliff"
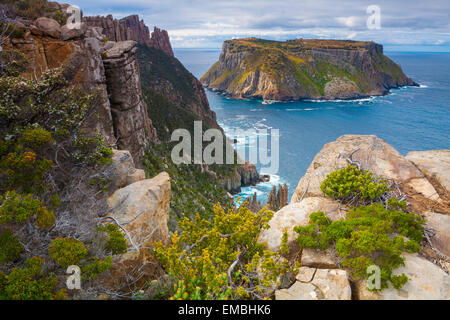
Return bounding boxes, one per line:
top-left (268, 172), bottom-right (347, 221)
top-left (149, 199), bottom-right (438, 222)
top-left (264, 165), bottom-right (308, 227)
top-left (84, 15), bottom-right (174, 57)
top-left (201, 38), bottom-right (418, 101)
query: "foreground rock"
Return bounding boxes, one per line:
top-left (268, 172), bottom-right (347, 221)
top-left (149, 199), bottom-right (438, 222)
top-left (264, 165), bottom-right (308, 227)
top-left (291, 135), bottom-right (441, 204)
top-left (425, 212), bottom-right (450, 259)
top-left (107, 172), bottom-right (171, 248)
top-left (406, 150), bottom-right (450, 198)
top-left (275, 267), bottom-right (351, 300)
top-left (354, 254), bottom-right (450, 300)
top-left (258, 197), bottom-right (342, 252)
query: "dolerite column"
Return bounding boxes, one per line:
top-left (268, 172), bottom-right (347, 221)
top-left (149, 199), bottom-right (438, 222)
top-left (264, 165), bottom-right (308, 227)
top-left (102, 40), bottom-right (156, 167)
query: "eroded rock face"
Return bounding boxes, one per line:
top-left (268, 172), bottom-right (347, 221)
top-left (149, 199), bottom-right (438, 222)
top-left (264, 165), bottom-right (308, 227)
top-left (275, 267), bottom-right (351, 300)
top-left (406, 150), bottom-right (450, 197)
top-left (291, 135), bottom-right (440, 204)
top-left (103, 41), bottom-right (157, 165)
top-left (258, 197), bottom-right (342, 252)
top-left (107, 172), bottom-right (171, 248)
top-left (354, 254), bottom-right (450, 300)
top-left (84, 15), bottom-right (174, 56)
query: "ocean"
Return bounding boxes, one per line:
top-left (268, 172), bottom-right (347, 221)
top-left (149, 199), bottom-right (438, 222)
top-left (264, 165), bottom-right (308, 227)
top-left (174, 49), bottom-right (450, 204)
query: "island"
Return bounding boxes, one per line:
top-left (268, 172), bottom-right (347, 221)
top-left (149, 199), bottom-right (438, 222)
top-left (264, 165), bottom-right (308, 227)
top-left (201, 38), bottom-right (418, 101)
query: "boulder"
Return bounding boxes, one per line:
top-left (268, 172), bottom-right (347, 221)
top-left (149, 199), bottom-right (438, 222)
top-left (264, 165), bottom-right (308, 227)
top-left (406, 150), bottom-right (450, 195)
top-left (275, 267), bottom-right (351, 300)
top-left (107, 172), bottom-right (171, 248)
top-left (101, 150), bottom-right (136, 192)
top-left (258, 197), bottom-right (342, 252)
top-left (34, 17), bottom-right (62, 39)
top-left (126, 169), bottom-right (146, 186)
top-left (425, 212), bottom-right (450, 258)
top-left (354, 254), bottom-right (450, 300)
top-left (291, 135), bottom-right (440, 203)
top-left (61, 22), bottom-right (87, 41)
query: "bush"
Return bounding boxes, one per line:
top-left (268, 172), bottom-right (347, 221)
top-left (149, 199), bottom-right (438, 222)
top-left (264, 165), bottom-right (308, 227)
top-left (81, 256), bottom-right (113, 280)
top-left (154, 204), bottom-right (293, 300)
top-left (48, 238), bottom-right (87, 268)
top-left (0, 230), bottom-right (23, 263)
top-left (320, 165), bottom-right (390, 204)
top-left (294, 204), bottom-right (424, 290)
top-left (0, 256), bottom-right (65, 300)
top-left (96, 224), bottom-right (128, 255)
top-left (0, 191), bottom-right (55, 228)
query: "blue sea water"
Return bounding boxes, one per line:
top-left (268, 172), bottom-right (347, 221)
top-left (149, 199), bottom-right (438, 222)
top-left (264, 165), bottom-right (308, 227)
top-left (174, 49), bottom-right (450, 204)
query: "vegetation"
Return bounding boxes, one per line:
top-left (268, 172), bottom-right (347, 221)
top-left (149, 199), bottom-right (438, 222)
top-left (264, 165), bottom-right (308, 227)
top-left (96, 224), bottom-right (128, 255)
top-left (295, 165), bottom-right (425, 291)
top-left (320, 165), bottom-right (390, 204)
top-left (49, 238), bottom-right (88, 268)
top-left (0, 230), bottom-right (23, 264)
top-left (0, 256), bottom-right (65, 300)
top-left (154, 204), bottom-right (294, 300)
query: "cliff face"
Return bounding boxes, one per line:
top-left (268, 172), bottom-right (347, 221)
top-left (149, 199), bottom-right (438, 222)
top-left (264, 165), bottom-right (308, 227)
top-left (201, 38), bottom-right (418, 101)
top-left (4, 16), bottom-right (157, 165)
top-left (84, 15), bottom-right (174, 57)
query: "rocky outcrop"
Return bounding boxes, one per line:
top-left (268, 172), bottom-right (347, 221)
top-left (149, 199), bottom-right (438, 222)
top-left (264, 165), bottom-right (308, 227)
top-left (107, 172), bottom-right (171, 248)
top-left (201, 38), bottom-right (417, 101)
top-left (406, 150), bottom-right (450, 199)
top-left (84, 15), bottom-right (174, 56)
top-left (275, 267), bottom-right (351, 300)
top-left (354, 254), bottom-right (449, 300)
top-left (103, 41), bottom-right (157, 165)
top-left (265, 135), bottom-right (449, 300)
top-left (291, 135), bottom-right (441, 206)
top-left (221, 162), bottom-right (261, 194)
top-left (101, 150), bottom-right (146, 194)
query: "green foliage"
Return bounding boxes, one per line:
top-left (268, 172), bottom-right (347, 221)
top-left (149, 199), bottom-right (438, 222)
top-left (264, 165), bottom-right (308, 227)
top-left (0, 230), bottom-right (23, 263)
top-left (81, 256), bottom-right (113, 280)
top-left (0, 191), bottom-right (55, 228)
top-left (0, 256), bottom-right (65, 300)
top-left (154, 204), bottom-right (292, 300)
top-left (48, 238), bottom-right (87, 268)
top-left (71, 134), bottom-right (113, 166)
top-left (320, 165), bottom-right (390, 204)
top-left (96, 224), bottom-right (128, 255)
top-left (294, 204), bottom-right (424, 290)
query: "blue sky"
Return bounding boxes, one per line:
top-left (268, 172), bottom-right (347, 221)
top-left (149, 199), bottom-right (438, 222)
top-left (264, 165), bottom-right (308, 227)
top-left (69, 0), bottom-right (450, 51)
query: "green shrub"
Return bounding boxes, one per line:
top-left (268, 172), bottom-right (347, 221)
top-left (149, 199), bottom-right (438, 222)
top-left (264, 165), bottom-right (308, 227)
top-left (72, 134), bottom-right (113, 166)
top-left (0, 230), bottom-right (23, 264)
top-left (81, 256), bottom-right (113, 279)
top-left (0, 256), bottom-right (65, 300)
top-left (320, 165), bottom-right (390, 204)
top-left (294, 204), bottom-right (424, 290)
top-left (0, 191), bottom-right (55, 229)
top-left (48, 238), bottom-right (87, 268)
top-left (154, 204), bottom-right (293, 300)
top-left (96, 224), bottom-right (128, 255)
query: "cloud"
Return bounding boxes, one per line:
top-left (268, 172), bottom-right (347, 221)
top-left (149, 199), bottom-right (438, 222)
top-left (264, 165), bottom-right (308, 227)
top-left (69, 0), bottom-right (450, 48)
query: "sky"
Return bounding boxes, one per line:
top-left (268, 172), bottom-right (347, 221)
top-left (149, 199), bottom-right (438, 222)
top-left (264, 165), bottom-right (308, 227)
top-left (69, 0), bottom-right (450, 51)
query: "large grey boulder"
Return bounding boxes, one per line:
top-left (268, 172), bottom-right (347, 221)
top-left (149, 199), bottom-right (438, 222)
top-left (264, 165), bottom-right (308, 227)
top-left (34, 17), bottom-right (62, 39)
